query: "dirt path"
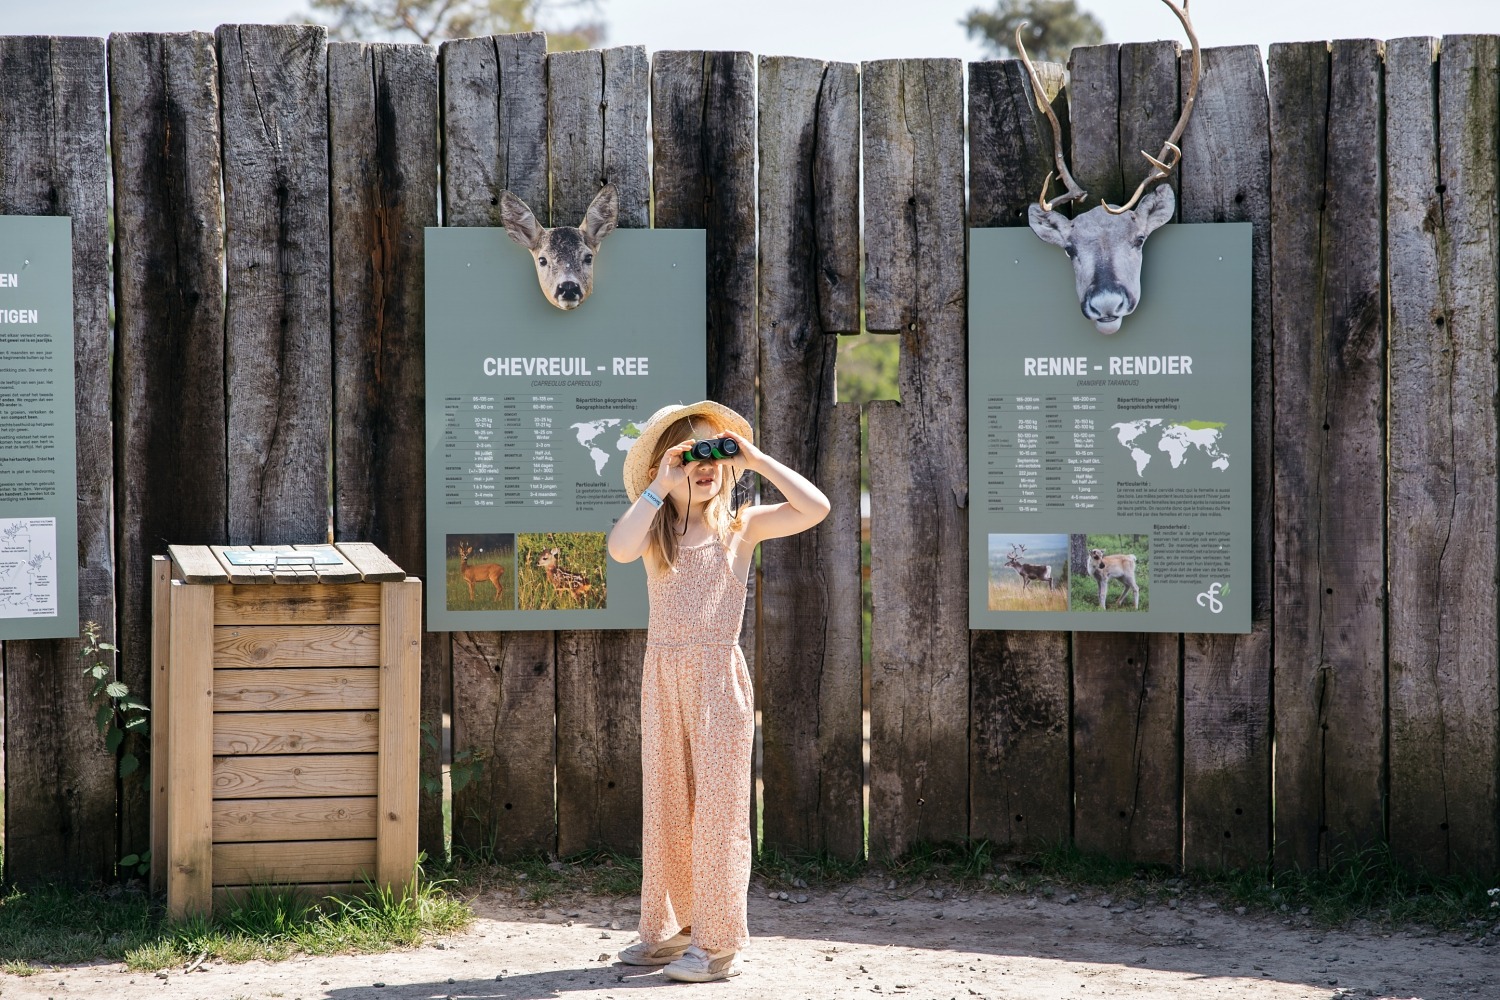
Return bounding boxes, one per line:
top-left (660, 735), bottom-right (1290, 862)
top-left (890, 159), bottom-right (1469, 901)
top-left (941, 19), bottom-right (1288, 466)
top-left (5, 876), bottom-right (1494, 1000)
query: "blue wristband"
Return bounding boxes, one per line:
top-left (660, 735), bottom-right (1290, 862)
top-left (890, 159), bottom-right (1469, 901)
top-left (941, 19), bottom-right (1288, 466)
top-left (641, 489), bottom-right (664, 509)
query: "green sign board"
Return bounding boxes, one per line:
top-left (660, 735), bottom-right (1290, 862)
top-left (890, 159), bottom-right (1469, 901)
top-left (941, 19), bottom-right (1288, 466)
top-left (0, 216), bottom-right (78, 640)
top-left (968, 224), bottom-right (1252, 633)
top-left (425, 228), bottom-right (706, 631)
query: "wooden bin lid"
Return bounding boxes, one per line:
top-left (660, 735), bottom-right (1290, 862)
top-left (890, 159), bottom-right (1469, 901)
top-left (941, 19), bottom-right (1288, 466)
top-left (167, 542), bottom-right (407, 585)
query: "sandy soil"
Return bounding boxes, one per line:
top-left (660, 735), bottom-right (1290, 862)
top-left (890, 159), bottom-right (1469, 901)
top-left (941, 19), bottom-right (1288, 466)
top-left (4, 876), bottom-right (1495, 1000)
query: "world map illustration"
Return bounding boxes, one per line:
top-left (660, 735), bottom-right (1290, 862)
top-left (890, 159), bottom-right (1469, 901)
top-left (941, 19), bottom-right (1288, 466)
top-left (571, 418), bottom-right (641, 476)
top-left (1112, 418), bottom-right (1230, 477)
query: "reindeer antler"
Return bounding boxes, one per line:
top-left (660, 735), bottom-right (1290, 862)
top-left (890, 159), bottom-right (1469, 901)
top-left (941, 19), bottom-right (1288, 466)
top-left (1104, 0), bottom-right (1201, 214)
top-left (1014, 21), bottom-right (1089, 212)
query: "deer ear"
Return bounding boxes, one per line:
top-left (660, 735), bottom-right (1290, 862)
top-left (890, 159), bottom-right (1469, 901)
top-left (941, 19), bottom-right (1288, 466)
top-left (581, 184), bottom-right (619, 249)
top-left (1028, 204), bottom-right (1072, 248)
top-left (501, 191), bottom-right (545, 250)
top-left (1136, 183), bottom-right (1176, 235)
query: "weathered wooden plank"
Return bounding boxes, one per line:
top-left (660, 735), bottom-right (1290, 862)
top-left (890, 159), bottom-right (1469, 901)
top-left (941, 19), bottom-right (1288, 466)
top-left (1067, 43), bottom-right (1123, 205)
top-left (1387, 34), bottom-right (1500, 875)
top-left (451, 631), bottom-right (556, 856)
top-left (754, 55), bottom-right (863, 858)
top-left (109, 30), bottom-right (228, 865)
top-left (215, 583), bottom-right (382, 625)
top-left (547, 44), bottom-right (651, 857)
top-left (167, 582), bottom-right (215, 918)
top-left (440, 30), bottom-right (554, 859)
top-left (213, 668), bottom-right (380, 712)
top-left (1178, 45), bottom-right (1274, 871)
top-left (377, 580), bottom-right (421, 892)
top-left (1066, 42), bottom-right (1182, 866)
top-left (332, 542), bottom-right (408, 582)
top-left (863, 58), bottom-right (969, 855)
top-left (0, 35), bottom-right (117, 884)
top-left (171, 544), bottom-right (230, 583)
top-left (555, 630), bottom-right (646, 855)
top-left (212, 839), bottom-right (376, 885)
top-left (967, 57), bottom-right (1073, 849)
top-left (439, 31), bottom-right (548, 226)
top-left (213, 797), bottom-right (378, 843)
top-left (547, 46), bottom-right (649, 227)
top-left (150, 557), bottom-right (173, 893)
top-left (650, 50), bottom-right (759, 413)
top-left (212, 711), bottom-right (378, 755)
top-left (214, 625), bottom-right (380, 669)
top-left (214, 882), bottom-right (364, 906)
top-left (217, 24), bottom-right (331, 545)
top-left (1269, 39), bottom-right (1386, 870)
top-left (213, 754), bottom-right (378, 799)
top-left (207, 544), bottom-right (273, 584)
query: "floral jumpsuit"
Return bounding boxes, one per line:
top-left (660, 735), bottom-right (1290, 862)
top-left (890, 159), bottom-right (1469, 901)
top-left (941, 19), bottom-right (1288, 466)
top-left (637, 535), bottom-right (755, 954)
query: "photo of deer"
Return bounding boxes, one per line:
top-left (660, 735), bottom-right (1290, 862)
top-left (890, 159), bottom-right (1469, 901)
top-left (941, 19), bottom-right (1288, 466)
top-left (516, 532), bottom-right (608, 610)
top-left (445, 534), bottom-right (515, 611)
top-left (1069, 533), bottom-right (1150, 612)
top-left (987, 534), bottom-right (1069, 612)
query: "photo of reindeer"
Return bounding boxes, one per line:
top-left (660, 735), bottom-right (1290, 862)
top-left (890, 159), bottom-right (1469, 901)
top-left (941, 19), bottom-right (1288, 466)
top-left (1069, 533), bottom-right (1150, 612)
top-left (517, 532), bottom-right (608, 610)
top-left (445, 534), bottom-right (515, 611)
top-left (987, 534), bottom-right (1069, 612)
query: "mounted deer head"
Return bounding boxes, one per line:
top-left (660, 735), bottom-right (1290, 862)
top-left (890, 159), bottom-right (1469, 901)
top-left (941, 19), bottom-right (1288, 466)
top-left (500, 184), bottom-right (619, 310)
top-left (1017, 0), bottom-right (1200, 334)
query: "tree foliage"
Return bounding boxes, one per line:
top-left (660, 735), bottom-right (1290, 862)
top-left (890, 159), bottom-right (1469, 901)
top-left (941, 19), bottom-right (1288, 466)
top-left (963, 0), bottom-right (1105, 62)
top-left (295, 0), bottom-right (606, 49)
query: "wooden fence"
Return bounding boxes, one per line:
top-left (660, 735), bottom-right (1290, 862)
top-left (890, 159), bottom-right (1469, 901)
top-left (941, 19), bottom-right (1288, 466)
top-left (1, 26), bottom-right (1497, 884)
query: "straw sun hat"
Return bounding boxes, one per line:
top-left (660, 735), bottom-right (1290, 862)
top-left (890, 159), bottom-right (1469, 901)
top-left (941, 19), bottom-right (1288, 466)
top-left (623, 400), bottom-right (753, 501)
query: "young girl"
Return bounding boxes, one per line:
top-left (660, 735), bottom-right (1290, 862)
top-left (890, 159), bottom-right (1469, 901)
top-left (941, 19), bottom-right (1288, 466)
top-left (607, 400), bottom-right (830, 983)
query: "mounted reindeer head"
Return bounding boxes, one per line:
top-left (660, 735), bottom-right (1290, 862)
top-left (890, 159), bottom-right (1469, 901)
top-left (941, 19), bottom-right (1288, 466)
top-left (1017, 0), bottom-right (1200, 334)
top-left (500, 184), bottom-right (619, 310)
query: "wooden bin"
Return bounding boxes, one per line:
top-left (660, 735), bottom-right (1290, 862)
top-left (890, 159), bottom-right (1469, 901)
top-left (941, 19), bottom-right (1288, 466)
top-left (152, 543), bottom-right (420, 919)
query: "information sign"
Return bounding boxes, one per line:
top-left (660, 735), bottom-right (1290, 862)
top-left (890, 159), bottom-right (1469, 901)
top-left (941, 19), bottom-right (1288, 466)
top-left (425, 228), bottom-right (706, 631)
top-left (969, 224), bottom-right (1251, 633)
top-left (0, 216), bottom-right (78, 639)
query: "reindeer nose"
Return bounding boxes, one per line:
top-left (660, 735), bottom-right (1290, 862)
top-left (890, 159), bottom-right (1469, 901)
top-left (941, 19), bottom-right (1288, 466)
top-left (557, 281), bottom-right (583, 302)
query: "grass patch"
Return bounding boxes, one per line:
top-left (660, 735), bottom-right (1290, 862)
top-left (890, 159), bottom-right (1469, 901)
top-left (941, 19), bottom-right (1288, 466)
top-left (0, 870), bottom-right (470, 973)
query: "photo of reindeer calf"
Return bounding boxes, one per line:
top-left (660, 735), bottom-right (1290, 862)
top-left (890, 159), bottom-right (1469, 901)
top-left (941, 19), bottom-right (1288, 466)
top-left (517, 532), bottom-right (607, 610)
top-left (987, 534), bottom-right (1069, 612)
top-left (1070, 533), bottom-right (1149, 612)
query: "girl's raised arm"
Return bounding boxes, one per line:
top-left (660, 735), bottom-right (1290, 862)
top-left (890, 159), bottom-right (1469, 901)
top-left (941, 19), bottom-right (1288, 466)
top-left (719, 430), bottom-right (830, 544)
top-left (607, 437), bottom-right (694, 564)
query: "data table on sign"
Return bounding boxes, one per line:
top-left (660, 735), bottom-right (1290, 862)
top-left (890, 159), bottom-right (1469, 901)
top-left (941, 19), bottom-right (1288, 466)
top-left (441, 393), bottom-right (559, 508)
top-left (983, 393), bottom-right (1102, 514)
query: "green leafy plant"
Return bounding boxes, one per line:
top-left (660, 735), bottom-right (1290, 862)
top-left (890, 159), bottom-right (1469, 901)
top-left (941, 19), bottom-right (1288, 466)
top-left (419, 721), bottom-right (486, 799)
top-left (80, 621), bottom-right (149, 778)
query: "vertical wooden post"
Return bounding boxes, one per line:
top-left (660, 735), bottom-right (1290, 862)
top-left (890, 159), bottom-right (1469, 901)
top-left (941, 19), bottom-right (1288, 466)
top-left (1178, 45), bottom-right (1274, 871)
top-left (1066, 41), bottom-right (1183, 867)
top-left (0, 34), bottom-right (116, 884)
top-left (167, 581), bottom-right (214, 919)
top-left (1269, 39), bottom-right (1387, 871)
top-left (439, 32), bottom-right (555, 858)
top-left (1387, 34), bottom-right (1500, 875)
top-left (109, 30), bottom-right (229, 864)
top-left (150, 557), bottom-right (173, 895)
top-left (377, 579), bottom-right (422, 894)
top-left (862, 57), bottom-right (969, 856)
top-left (967, 57), bottom-right (1073, 849)
top-left (756, 55), bottom-right (864, 858)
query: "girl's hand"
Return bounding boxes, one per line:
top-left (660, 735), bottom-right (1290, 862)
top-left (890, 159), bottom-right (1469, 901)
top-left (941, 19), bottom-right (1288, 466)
top-left (716, 428), bottom-right (765, 470)
top-left (649, 438), bottom-right (697, 493)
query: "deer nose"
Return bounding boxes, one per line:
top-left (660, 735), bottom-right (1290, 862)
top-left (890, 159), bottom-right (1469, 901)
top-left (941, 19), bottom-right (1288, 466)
top-left (556, 281), bottom-right (583, 301)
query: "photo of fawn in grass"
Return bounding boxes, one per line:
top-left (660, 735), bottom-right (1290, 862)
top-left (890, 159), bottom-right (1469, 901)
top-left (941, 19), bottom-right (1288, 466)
top-left (444, 534), bottom-right (515, 611)
top-left (987, 534), bottom-right (1068, 611)
top-left (516, 532), bottom-right (607, 610)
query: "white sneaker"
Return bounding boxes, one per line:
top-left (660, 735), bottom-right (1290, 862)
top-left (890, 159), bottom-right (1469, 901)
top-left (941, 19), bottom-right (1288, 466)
top-left (663, 944), bottom-right (741, 982)
top-left (617, 929), bottom-right (691, 966)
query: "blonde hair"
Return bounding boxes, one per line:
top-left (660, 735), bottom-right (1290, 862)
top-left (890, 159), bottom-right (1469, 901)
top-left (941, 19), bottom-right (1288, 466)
top-left (645, 415), bottom-right (744, 573)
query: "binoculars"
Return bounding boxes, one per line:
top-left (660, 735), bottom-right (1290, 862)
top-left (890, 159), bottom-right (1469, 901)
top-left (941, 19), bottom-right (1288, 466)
top-left (682, 437), bottom-right (740, 463)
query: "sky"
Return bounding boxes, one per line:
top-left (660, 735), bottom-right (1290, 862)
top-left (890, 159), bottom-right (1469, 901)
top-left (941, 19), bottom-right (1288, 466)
top-left (4, 0), bottom-right (1499, 64)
